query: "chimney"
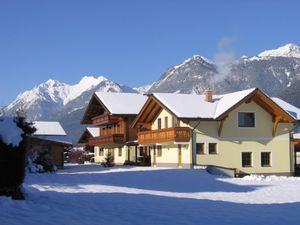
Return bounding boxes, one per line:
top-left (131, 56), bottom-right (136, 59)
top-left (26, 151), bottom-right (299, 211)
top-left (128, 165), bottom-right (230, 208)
top-left (203, 88), bottom-right (213, 102)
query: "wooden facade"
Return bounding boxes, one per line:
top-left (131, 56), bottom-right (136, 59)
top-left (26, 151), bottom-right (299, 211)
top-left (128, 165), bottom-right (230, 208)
top-left (81, 94), bottom-right (140, 147)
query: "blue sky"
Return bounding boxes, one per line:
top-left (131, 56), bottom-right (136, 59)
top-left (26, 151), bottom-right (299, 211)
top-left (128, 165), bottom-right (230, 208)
top-left (1, 0), bottom-right (300, 105)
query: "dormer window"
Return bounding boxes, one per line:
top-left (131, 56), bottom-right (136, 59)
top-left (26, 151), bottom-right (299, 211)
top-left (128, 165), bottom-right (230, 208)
top-left (238, 112), bottom-right (255, 127)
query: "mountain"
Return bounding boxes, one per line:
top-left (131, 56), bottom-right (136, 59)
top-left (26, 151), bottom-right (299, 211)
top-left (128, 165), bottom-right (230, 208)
top-left (148, 44), bottom-right (300, 100)
top-left (3, 76), bottom-right (137, 143)
top-left (133, 84), bottom-right (153, 94)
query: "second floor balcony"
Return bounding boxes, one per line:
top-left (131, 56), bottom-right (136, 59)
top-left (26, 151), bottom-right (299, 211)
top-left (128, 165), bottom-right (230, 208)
top-left (138, 127), bottom-right (190, 145)
top-left (88, 134), bottom-right (125, 146)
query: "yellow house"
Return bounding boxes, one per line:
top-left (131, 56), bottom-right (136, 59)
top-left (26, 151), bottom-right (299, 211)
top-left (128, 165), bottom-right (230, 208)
top-left (80, 92), bottom-right (148, 165)
top-left (132, 88), bottom-right (300, 176)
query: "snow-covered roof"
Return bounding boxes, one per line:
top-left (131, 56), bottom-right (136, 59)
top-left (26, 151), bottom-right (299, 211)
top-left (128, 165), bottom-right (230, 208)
top-left (153, 88), bottom-right (256, 119)
top-left (33, 121), bottom-right (67, 136)
top-left (271, 97), bottom-right (300, 120)
top-left (87, 127), bottom-right (99, 137)
top-left (293, 125), bottom-right (300, 140)
top-left (0, 117), bottom-right (23, 147)
top-left (95, 92), bottom-right (148, 115)
top-left (34, 135), bottom-right (72, 145)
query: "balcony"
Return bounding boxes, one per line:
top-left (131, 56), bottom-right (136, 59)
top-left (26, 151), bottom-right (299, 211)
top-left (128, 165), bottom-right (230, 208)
top-left (92, 115), bottom-right (119, 126)
top-left (138, 127), bottom-right (190, 145)
top-left (88, 134), bottom-right (125, 146)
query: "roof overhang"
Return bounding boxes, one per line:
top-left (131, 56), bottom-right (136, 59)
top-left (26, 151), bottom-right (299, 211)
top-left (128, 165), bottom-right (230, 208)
top-left (131, 95), bottom-right (178, 128)
top-left (216, 88), bottom-right (296, 123)
top-left (81, 93), bottom-right (111, 124)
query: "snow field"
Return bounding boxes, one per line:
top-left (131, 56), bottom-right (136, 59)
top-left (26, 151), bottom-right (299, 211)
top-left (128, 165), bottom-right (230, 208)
top-left (1, 164), bottom-right (300, 225)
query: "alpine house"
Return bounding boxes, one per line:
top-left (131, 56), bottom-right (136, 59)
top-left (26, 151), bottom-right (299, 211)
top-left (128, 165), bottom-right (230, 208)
top-left (132, 88), bottom-right (300, 176)
top-left (81, 92), bottom-right (148, 165)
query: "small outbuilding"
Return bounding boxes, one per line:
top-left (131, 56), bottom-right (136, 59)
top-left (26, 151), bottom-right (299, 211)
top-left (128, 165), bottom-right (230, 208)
top-left (29, 121), bottom-right (72, 168)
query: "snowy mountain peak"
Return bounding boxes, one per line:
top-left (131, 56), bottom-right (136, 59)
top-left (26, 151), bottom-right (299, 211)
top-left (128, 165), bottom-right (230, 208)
top-left (78, 76), bottom-right (107, 86)
top-left (258, 43), bottom-right (300, 58)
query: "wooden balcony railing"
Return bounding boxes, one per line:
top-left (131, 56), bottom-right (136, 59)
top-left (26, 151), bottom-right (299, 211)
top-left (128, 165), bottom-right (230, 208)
top-left (92, 115), bottom-right (119, 126)
top-left (138, 127), bottom-right (190, 145)
top-left (88, 134), bottom-right (125, 146)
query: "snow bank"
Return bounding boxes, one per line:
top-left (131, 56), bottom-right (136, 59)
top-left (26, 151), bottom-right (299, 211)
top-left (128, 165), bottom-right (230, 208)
top-left (0, 117), bottom-right (23, 147)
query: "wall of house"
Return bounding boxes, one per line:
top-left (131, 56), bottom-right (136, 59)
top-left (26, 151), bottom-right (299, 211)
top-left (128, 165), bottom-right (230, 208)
top-left (149, 109), bottom-right (192, 167)
top-left (150, 143), bottom-right (192, 168)
top-left (50, 144), bottom-right (64, 168)
top-left (94, 145), bottom-right (139, 164)
top-left (192, 101), bottom-right (294, 175)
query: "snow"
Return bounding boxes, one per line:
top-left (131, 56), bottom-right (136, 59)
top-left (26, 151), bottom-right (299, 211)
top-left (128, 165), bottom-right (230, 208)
top-left (271, 97), bottom-right (300, 120)
top-left (153, 88), bottom-right (256, 119)
top-left (153, 93), bottom-right (217, 118)
top-left (87, 127), bottom-right (99, 137)
top-left (258, 43), bottom-right (300, 58)
top-left (2, 164), bottom-right (300, 225)
top-left (0, 117), bottom-right (23, 147)
top-left (133, 84), bottom-right (153, 94)
top-left (5, 75), bottom-right (110, 112)
top-left (33, 135), bottom-right (72, 145)
top-left (95, 92), bottom-right (148, 115)
top-left (33, 121), bottom-right (67, 135)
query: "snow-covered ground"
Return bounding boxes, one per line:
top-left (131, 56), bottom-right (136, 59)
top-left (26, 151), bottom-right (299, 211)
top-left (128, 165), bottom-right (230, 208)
top-left (1, 164), bottom-right (300, 225)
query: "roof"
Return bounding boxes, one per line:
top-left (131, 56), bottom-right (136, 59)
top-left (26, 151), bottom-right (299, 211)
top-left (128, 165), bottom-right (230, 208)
top-left (94, 92), bottom-right (148, 115)
top-left (271, 97), bottom-right (300, 120)
top-left (86, 127), bottom-right (99, 137)
top-left (33, 135), bottom-right (72, 145)
top-left (133, 88), bottom-right (297, 128)
top-left (153, 88), bottom-right (256, 119)
top-left (33, 121), bottom-right (67, 135)
top-left (293, 125), bottom-right (300, 140)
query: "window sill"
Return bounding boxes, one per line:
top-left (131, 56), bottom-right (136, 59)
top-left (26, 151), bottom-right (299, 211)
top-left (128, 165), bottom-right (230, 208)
top-left (209, 153), bottom-right (218, 155)
top-left (261, 165), bottom-right (271, 167)
top-left (242, 166), bottom-right (252, 168)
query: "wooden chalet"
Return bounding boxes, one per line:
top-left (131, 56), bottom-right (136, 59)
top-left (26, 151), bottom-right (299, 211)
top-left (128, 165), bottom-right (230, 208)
top-left (81, 92), bottom-right (148, 165)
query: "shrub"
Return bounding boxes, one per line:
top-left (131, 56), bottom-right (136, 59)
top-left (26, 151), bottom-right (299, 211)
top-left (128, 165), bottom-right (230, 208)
top-left (0, 116), bottom-right (35, 200)
top-left (101, 151), bottom-right (114, 167)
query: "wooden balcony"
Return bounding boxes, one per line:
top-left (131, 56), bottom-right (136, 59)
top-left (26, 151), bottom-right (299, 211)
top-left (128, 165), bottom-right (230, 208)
top-left (92, 115), bottom-right (119, 126)
top-left (88, 134), bottom-right (125, 146)
top-left (138, 127), bottom-right (190, 145)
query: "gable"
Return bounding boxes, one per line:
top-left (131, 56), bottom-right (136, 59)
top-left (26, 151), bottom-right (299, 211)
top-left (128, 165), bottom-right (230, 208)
top-left (81, 94), bottom-right (109, 124)
top-left (132, 95), bottom-right (177, 128)
top-left (216, 89), bottom-right (295, 123)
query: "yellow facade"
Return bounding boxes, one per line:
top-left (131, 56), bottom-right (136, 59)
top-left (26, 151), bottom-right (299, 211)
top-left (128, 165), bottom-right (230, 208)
top-left (94, 146), bottom-right (140, 164)
top-left (150, 109), bottom-right (192, 168)
top-left (192, 101), bottom-right (294, 175)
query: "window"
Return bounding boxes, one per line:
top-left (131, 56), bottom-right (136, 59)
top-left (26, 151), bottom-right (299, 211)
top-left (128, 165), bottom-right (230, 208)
top-left (196, 143), bottom-right (205, 154)
top-left (118, 147), bottom-right (122, 157)
top-left (261, 152), bottom-right (271, 167)
top-left (99, 148), bottom-right (104, 156)
top-left (157, 145), bottom-right (162, 157)
top-left (242, 152), bottom-right (252, 167)
top-left (172, 117), bottom-right (178, 127)
top-left (208, 143), bottom-right (217, 154)
top-left (158, 118), bottom-right (161, 129)
top-left (165, 116), bottom-right (168, 128)
top-left (238, 112), bottom-right (255, 127)
top-left (139, 147), bottom-right (144, 156)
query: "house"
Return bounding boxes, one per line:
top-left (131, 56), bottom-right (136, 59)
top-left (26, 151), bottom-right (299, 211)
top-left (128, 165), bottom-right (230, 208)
top-left (78, 127), bottom-right (99, 152)
top-left (81, 92), bottom-right (148, 165)
top-left (132, 88), bottom-right (300, 176)
top-left (29, 121), bottom-right (72, 168)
